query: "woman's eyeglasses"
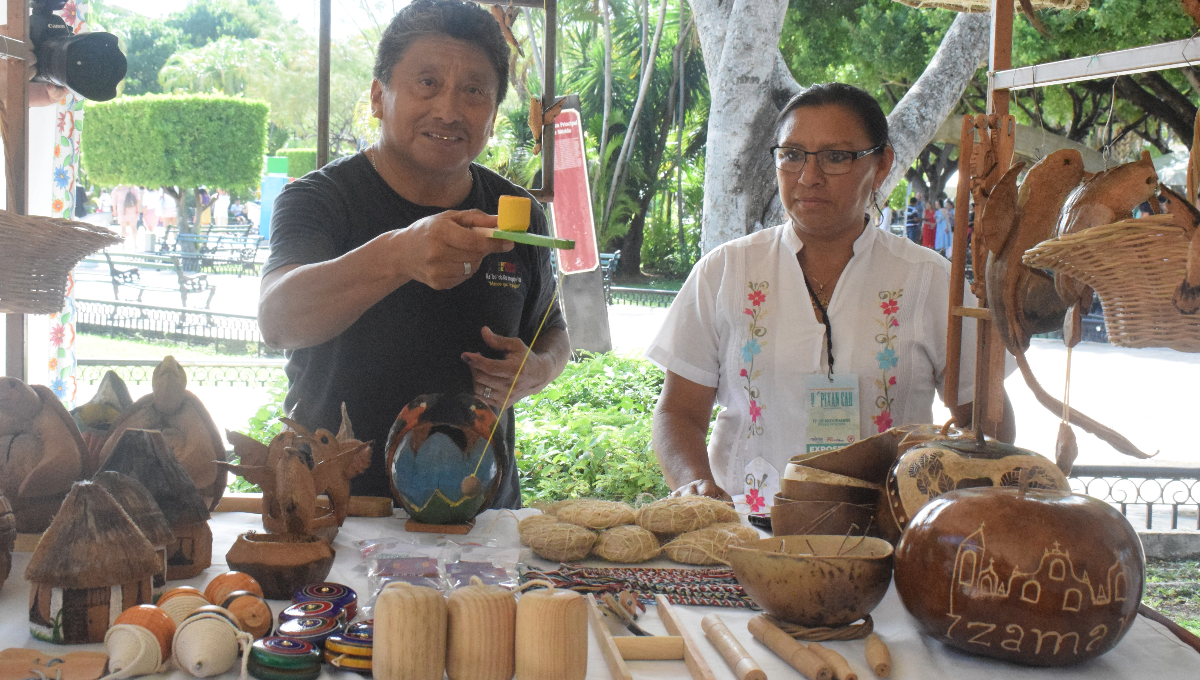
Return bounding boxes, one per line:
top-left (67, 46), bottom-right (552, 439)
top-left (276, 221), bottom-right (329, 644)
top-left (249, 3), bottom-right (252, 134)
top-left (769, 145), bottom-right (884, 175)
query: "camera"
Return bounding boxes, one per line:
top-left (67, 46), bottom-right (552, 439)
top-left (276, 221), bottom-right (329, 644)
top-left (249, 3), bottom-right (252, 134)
top-left (30, 0), bottom-right (126, 102)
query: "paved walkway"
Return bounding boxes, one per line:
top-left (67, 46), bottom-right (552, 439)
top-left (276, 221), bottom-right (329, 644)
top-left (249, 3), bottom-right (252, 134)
top-left (73, 259), bottom-right (1200, 468)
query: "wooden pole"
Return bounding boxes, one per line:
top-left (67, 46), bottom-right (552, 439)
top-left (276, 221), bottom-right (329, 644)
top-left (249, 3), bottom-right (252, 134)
top-left (316, 0), bottom-right (331, 169)
top-left (4, 0), bottom-right (29, 380)
top-left (943, 116), bottom-right (974, 412)
top-left (988, 0), bottom-right (1013, 116)
top-left (534, 0), bottom-right (556, 202)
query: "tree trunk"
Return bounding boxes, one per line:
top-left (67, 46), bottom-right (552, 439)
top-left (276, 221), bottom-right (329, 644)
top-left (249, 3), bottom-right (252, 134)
top-left (604, 0), bottom-right (668, 231)
top-left (594, 0), bottom-right (614, 204)
top-left (689, 0), bottom-right (991, 251)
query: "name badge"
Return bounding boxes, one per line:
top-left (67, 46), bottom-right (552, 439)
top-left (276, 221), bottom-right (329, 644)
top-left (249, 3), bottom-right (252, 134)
top-left (804, 373), bottom-right (860, 454)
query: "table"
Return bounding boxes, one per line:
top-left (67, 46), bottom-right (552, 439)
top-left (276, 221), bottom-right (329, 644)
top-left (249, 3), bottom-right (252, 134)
top-left (1, 508), bottom-right (1197, 680)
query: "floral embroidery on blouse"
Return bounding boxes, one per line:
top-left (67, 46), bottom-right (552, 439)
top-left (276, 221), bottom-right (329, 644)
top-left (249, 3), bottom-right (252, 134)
top-left (741, 281), bottom-right (769, 436)
top-left (871, 290), bottom-right (903, 433)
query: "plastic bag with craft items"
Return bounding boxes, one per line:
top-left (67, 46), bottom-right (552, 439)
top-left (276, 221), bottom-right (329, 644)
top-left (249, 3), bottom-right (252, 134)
top-left (440, 539), bottom-right (520, 590)
top-left (360, 534), bottom-right (446, 610)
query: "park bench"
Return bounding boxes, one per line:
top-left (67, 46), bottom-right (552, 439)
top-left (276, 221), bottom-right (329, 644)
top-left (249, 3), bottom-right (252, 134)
top-left (85, 251), bottom-right (217, 309)
top-left (174, 223), bottom-right (263, 276)
top-left (600, 250), bottom-right (621, 304)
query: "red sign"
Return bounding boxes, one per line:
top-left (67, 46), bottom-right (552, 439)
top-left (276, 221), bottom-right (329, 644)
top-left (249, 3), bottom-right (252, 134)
top-left (549, 108), bottom-right (600, 274)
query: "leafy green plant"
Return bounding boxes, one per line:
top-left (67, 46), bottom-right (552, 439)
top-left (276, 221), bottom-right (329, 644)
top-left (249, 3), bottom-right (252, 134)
top-left (515, 352), bottom-right (669, 504)
top-left (278, 148), bottom-right (318, 178)
top-left (227, 375), bottom-right (287, 493)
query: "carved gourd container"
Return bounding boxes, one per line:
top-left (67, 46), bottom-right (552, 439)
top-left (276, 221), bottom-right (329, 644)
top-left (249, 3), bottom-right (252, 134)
top-left (881, 437), bottom-right (1070, 541)
top-left (386, 393), bottom-right (505, 525)
top-left (894, 487), bottom-right (1144, 666)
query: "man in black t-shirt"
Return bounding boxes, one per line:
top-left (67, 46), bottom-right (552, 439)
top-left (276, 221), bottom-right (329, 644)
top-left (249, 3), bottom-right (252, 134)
top-left (258, 0), bottom-right (570, 507)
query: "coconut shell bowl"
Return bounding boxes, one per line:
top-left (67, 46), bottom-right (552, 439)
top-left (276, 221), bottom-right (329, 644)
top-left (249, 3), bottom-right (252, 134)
top-left (226, 532), bottom-right (335, 600)
top-left (727, 535), bottom-right (894, 627)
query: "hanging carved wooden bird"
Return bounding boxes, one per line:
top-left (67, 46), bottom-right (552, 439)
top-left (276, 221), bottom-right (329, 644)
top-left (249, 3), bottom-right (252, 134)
top-left (491, 4), bottom-right (523, 57)
top-left (0, 377), bottom-right (87, 532)
top-left (1162, 184), bottom-right (1200, 314)
top-left (97, 356), bottom-right (227, 511)
top-left (529, 96), bottom-right (565, 155)
top-left (386, 393), bottom-right (506, 526)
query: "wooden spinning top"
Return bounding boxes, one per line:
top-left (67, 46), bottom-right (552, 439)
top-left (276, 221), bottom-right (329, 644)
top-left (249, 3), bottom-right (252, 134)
top-left (374, 583), bottom-right (447, 680)
top-left (221, 590), bottom-right (274, 640)
top-left (205, 571), bottom-right (264, 605)
top-left (113, 604), bottom-right (176, 661)
top-left (515, 588), bottom-right (587, 680)
top-left (448, 584), bottom-right (515, 680)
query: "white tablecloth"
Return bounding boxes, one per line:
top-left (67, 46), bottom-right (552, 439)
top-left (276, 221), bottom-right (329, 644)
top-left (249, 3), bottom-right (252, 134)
top-left (1, 508), bottom-right (1196, 680)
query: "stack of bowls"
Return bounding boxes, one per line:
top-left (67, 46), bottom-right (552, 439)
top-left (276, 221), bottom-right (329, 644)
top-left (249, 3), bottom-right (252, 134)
top-left (247, 637), bottom-right (322, 680)
top-left (323, 620), bottom-right (373, 673)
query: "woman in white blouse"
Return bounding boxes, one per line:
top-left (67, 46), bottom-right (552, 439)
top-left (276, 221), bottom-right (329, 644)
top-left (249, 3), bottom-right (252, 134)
top-left (647, 84), bottom-right (1013, 504)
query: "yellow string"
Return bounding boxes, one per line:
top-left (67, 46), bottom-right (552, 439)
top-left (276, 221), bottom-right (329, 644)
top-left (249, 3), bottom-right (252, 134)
top-left (473, 272), bottom-right (563, 478)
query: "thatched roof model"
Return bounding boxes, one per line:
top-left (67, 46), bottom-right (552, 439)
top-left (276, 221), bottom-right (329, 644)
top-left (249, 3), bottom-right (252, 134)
top-left (98, 429), bottom-right (210, 526)
top-left (92, 471), bottom-right (175, 547)
top-left (25, 481), bottom-right (159, 588)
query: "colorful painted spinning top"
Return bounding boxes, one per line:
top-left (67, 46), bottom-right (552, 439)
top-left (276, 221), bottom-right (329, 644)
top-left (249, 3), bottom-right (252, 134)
top-left (247, 637), bottom-right (322, 680)
top-left (385, 393), bottom-right (507, 525)
top-left (293, 582), bottom-right (358, 620)
top-left (278, 600), bottom-right (344, 626)
top-left (276, 616), bottom-right (342, 648)
top-left (323, 619), bottom-right (373, 673)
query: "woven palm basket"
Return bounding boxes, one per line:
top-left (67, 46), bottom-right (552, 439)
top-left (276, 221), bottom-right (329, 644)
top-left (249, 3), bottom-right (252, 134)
top-left (0, 211), bottom-right (121, 314)
top-left (1023, 214), bottom-right (1200, 352)
top-left (892, 0), bottom-right (1087, 11)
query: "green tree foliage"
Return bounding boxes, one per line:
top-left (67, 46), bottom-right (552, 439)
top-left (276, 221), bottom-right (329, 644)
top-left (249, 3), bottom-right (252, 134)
top-left (278, 148), bottom-right (318, 177)
top-left (166, 0), bottom-right (281, 48)
top-left (101, 15), bottom-right (183, 96)
top-left (82, 95), bottom-right (269, 230)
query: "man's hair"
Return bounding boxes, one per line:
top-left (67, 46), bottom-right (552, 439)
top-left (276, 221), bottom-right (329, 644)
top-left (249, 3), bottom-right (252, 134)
top-left (774, 83), bottom-right (889, 149)
top-left (374, 0), bottom-right (510, 106)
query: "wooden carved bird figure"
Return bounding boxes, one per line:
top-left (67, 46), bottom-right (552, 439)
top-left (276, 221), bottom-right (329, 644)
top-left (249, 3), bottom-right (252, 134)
top-left (99, 356), bottom-right (227, 511)
top-left (0, 378), bottom-right (86, 519)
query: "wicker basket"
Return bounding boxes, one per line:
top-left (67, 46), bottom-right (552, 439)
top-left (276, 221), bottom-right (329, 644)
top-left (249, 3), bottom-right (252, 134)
top-left (1023, 214), bottom-right (1200, 352)
top-left (892, 0), bottom-right (1087, 11)
top-left (0, 210), bottom-right (121, 314)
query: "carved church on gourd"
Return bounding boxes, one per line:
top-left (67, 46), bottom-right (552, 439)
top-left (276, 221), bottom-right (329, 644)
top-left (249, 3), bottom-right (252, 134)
top-left (949, 523), bottom-right (1131, 616)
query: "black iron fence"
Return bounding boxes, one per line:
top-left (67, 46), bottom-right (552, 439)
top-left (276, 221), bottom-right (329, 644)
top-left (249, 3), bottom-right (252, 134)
top-left (78, 358), bottom-right (286, 388)
top-left (1070, 465), bottom-right (1200, 531)
top-left (76, 298), bottom-right (267, 354)
top-left (609, 287), bottom-right (678, 308)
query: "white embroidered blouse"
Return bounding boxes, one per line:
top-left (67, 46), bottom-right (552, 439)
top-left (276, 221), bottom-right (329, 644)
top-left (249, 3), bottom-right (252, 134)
top-left (645, 222), bottom-right (979, 507)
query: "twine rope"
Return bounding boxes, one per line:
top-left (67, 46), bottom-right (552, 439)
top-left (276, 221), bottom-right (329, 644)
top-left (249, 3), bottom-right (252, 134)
top-left (763, 613), bottom-right (875, 641)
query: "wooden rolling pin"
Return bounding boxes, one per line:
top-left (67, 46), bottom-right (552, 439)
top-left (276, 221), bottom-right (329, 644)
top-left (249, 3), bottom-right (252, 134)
top-left (864, 634), bottom-right (891, 678)
top-left (808, 642), bottom-right (856, 680)
top-left (701, 614), bottom-right (766, 680)
top-left (748, 615), bottom-right (831, 680)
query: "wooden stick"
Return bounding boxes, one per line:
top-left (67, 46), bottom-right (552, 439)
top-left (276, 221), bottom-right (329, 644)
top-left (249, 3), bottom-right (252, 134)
top-left (587, 594), bottom-right (632, 680)
top-left (748, 615), bottom-right (832, 680)
top-left (655, 595), bottom-right (716, 680)
top-left (613, 636), bottom-right (684, 660)
top-left (808, 642), bottom-right (856, 680)
top-left (864, 633), bottom-right (891, 678)
top-left (700, 614), bottom-right (766, 680)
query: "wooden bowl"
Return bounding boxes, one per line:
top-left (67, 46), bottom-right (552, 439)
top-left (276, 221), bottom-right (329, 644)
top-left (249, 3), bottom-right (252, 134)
top-left (770, 495), bottom-right (878, 538)
top-left (727, 535), bottom-right (893, 627)
top-left (225, 533), bottom-right (335, 600)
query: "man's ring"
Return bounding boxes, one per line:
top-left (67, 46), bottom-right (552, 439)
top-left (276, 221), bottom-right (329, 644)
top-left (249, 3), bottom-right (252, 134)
top-left (482, 386), bottom-right (492, 399)
top-left (463, 261), bottom-right (472, 276)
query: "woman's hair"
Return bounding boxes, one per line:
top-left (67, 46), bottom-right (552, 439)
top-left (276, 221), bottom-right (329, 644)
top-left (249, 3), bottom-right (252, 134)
top-left (774, 83), bottom-right (889, 148)
top-left (374, 0), bottom-right (510, 107)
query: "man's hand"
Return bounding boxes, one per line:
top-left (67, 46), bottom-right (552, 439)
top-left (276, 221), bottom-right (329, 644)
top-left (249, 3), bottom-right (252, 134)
top-left (462, 326), bottom-right (554, 410)
top-left (391, 209), bottom-right (513, 290)
top-left (669, 479), bottom-right (731, 501)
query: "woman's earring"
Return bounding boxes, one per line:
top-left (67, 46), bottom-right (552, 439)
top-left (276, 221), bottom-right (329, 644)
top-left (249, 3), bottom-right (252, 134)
top-left (871, 190), bottom-right (883, 216)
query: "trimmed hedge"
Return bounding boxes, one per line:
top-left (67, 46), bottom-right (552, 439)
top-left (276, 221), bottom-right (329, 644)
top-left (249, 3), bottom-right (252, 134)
top-left (278, 148), bottom-right (317, 178)
top-left (83, 94), bottom-right (269, 190)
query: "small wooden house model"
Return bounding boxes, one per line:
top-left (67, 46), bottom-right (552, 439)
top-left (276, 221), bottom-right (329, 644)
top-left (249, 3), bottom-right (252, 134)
top-left (92, 471), bottom-right (175, 590)
top-left (0, 495), bottom-right (14, 591)
top-left (25, 481), bottom-right (159, 644)
top-left (99, 429), bottom-right (212, 580)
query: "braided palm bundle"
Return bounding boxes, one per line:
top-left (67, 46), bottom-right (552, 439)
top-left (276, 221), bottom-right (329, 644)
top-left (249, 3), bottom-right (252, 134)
top-left (556, 500), bottom-right (636, 530)
top-left (521, 521), bottom-right (597, 562)
top-left (593, 525), bottom-right (660, 563)
top-left (637, 496), bottom-right (738, 535)
top-left (663, 523), bottom-right (761, 566)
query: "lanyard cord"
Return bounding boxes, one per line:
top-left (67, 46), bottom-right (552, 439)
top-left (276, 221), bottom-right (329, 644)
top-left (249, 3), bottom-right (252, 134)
top-left (803, 275), bottom-right (835, 380)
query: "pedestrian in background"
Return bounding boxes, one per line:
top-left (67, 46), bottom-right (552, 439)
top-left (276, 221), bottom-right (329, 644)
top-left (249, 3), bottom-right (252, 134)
top-left (934, 198), bottom-right (951, 257)
top-left (922, 198), bottom-right (937, 249)
top-left (214, 189), bottom-right (231, 227)
top-left (905, 195), bottom-right (923, 243)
